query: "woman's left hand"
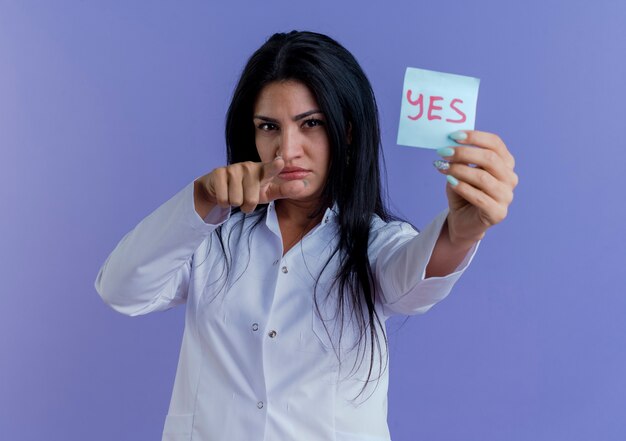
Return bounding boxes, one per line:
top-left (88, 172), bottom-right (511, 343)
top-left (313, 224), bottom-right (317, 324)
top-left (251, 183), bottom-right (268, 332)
top-left (434, 130), bottom-right (519, 248)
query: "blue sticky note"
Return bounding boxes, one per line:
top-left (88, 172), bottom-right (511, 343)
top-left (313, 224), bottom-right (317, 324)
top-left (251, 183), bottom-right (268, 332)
top-left (397, 67), bottom-right (480, 149)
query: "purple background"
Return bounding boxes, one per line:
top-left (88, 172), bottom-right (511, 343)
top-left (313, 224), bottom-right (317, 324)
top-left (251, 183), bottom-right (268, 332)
top-left (2, 1), bottom-right (625, 440)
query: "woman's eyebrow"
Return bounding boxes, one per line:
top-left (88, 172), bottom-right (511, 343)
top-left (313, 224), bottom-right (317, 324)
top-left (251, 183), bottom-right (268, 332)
top-left (253, 109), bottom-right (324, 123)
top-left (293, 109), bottom-right (323, 121)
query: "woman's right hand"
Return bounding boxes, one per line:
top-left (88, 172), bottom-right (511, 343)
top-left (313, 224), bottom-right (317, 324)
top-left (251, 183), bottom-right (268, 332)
top-left (193, 157), bottom-right (307, 218)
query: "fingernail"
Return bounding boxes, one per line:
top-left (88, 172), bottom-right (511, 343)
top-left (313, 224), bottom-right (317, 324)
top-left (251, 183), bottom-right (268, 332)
top-left (446, 175), bottom-right (459, 186)
top-left (436, 147), bottom-right (455, 157)
top-left (433, 159), bottom-right (450, 171)
top-left (448, 131), bottom-right (467, 141)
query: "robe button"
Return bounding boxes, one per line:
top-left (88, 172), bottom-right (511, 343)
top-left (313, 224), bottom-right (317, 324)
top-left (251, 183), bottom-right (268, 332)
top-left (257, 401), bottom-right (264, 409)
top-left (281, 266), bottom-right (288, 274)
top-left (252, 323), bottom-right (259, 332)
top-left (268, 330), bottom-right (277, 338)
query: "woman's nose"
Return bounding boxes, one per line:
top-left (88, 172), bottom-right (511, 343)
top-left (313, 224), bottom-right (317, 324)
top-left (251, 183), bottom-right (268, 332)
top-left (276, 127), bottom-right (304, 160)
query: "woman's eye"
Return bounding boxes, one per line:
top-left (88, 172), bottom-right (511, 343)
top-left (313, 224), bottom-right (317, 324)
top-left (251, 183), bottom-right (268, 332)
top-left (303, 119), bottom-right (324, 128)
top-left (257, 123), bottom-right (277, 131)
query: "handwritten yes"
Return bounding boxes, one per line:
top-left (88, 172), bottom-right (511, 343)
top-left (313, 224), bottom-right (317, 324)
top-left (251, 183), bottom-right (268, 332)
top-left (406, 90), bottom-right (466, 123)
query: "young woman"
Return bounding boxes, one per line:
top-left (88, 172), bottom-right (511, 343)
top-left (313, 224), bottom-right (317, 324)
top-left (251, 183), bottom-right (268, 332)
top-left (96, 30), bottom-right (517, 441)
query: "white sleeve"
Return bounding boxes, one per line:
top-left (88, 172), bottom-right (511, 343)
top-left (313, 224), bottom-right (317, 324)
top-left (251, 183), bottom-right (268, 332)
top-left (94, 179), bottom-right (230, 316)
top-left (376, 208), bottom-right (480, 316)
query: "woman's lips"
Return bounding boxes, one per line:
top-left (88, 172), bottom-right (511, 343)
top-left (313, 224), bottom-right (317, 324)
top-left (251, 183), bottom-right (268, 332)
top-left (278, 168), bottom-right (310, 180)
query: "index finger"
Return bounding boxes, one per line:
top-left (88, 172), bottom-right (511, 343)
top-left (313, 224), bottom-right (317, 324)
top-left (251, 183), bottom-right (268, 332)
top-left (451, 130), bottom-right (515, 169)
top-left (260, 156), bottom-right (285, 184)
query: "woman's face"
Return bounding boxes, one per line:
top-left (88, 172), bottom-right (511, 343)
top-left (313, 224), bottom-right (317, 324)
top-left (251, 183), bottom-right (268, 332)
top-left (253, 80), bottom-right (330, 204)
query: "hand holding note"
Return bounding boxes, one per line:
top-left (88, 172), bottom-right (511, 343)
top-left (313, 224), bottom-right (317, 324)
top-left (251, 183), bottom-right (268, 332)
top-left (396, 67), bottom-right (518, 247)
top-left (435, 129), bottom-right (519, 247)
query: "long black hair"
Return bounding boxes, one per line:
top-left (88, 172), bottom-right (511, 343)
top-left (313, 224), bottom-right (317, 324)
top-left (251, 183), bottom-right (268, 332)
top-left (222, 30), bottom-right (397, 400)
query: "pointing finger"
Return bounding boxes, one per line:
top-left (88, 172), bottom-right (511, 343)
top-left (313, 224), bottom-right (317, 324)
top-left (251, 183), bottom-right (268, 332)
top-left (260, 156), bottom-right (285, 184)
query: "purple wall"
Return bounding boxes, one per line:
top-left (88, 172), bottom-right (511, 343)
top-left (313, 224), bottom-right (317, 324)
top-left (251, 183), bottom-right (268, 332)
top-left (2, 1), bottom-right (625, 440)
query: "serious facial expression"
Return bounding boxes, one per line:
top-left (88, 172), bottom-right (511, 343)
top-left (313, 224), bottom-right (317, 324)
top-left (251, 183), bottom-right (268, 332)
top-left (253, 80), bottom-right (331, 204)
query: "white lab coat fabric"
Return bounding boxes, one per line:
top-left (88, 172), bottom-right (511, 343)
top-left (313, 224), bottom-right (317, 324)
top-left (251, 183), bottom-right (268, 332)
top-left (95, 179), bottom-right (479, 441)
